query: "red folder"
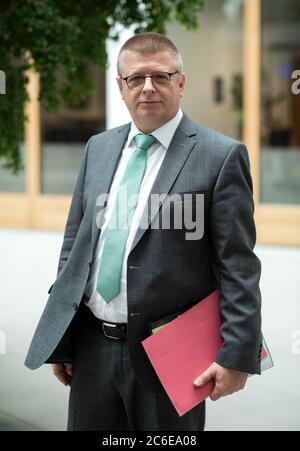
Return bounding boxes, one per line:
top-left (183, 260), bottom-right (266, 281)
top-left (142, 290), bottom-right (272, 417)
top-left (142, 290), bottom-right (222, 416)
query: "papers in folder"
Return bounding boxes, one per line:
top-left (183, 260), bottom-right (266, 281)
top-left (142, 290), bottom-right (273, 417)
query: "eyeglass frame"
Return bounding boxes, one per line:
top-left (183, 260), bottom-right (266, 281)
top-left (120, 71), bottom-right (179, 90)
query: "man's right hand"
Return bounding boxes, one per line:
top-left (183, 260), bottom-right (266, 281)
top-left (52, 363), bottom-right (73, 386)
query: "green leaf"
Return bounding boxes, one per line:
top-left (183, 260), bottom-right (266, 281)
top-left (0, 0), bottom-right (204, 172)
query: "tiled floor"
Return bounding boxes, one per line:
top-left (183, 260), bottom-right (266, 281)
top-left (0, 229), bottom-right (299, 431)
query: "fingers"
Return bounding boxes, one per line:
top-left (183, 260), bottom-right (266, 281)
top-left (210, 381), bottom-right (234, 401)
top-left (193, 363), bottom-right (248, 402)
top-left (65, 364), bottom-right (73, 377)
top-left (210, 388), bottom-right (223, 401)
top-left (210, 376), bottom-right (248, 401)
top-left (52, 363), bottom-right (73, 387)
top-left (241, 377), bottom-right (248, 390)
top-left (193, 363), bottom-right (216, 387)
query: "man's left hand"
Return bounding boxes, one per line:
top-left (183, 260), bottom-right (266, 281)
top-left (193, 362), bottom-right (248, 401)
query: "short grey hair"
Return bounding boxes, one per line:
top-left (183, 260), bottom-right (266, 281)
top-left (117, 32), bottom-right (183, 75)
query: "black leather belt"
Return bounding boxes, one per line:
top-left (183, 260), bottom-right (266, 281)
top-left (101, 321), bottom-right (127, 340)
top-left (83, 304), bottom-right (127, 340)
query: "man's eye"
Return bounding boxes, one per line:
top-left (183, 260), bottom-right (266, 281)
top-left (129, 76), bottom-right (143, 83)
top-left (155, 74), bottom-right (168, 80)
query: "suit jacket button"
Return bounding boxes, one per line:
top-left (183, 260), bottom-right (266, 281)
top-left (73, 303), bottom-right (78, 311)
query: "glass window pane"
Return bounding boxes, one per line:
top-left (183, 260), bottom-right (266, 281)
top-left (261, 0), bottom-right (300, 205)
top-left (0, 144), bottom-right (25, 192)
top-left (41, 66), bottom-right (106, 195)
top-left (168, 0), bottom-right (244, 141)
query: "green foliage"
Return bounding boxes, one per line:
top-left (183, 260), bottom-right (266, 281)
top-left (0, 0), bottom-right (204, 172)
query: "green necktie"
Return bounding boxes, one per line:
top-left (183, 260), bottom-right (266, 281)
top-left (96, 133), bottom-right (157, 303)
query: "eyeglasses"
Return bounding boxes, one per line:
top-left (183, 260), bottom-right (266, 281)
top-left (121, 71), bottom-right (178, 91)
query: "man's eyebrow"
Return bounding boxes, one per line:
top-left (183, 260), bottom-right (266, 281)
top-left (127, 72), bottom-right (144, 76)
top-left (127, 69), bottom-right (168, 76)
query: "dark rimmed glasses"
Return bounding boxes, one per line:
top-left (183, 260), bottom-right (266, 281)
top-left (121, 71), bottom-right (178, 91)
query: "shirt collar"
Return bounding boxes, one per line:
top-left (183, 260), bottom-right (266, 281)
top-left (127, 108), bottom-right (183, 150)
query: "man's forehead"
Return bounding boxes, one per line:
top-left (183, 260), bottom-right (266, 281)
top-left (121, 50), bottom-right (174, 73)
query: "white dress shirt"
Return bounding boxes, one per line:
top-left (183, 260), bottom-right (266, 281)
top-left (85, 108), bottom-right (183, 323)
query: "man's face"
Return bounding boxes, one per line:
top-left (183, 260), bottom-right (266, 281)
top-left (117, 50), bottom-right (186, 133)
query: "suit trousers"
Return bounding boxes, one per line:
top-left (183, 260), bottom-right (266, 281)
top-left (67, 304), bottom-right (206, 431)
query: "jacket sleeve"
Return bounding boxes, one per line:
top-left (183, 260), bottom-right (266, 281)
top-left (55, 136), bottom-right (92, 278)
top-left (209, 143), bottom-right (262, 374)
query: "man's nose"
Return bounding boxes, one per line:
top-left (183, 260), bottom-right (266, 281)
top-left (142, 76), bottom-right (156, 93)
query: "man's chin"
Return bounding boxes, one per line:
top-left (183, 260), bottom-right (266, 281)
top-left (144, 102), bottom-right (165, 111)
top-left (133, 114), bottom-right (166, 133)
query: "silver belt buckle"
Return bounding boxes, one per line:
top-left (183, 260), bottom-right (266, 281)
top-left (102, 322), bottom-right (119, 340)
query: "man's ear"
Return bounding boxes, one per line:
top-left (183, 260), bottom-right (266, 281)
top-left (116, 76), bottom-right (124, 99)
top-left (179, 72), bottom-right (186, 89)
top-left (178, 73), bottom-right (186, 97)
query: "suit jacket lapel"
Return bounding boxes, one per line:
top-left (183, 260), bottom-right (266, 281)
top-left (129, 113), bottom-right (197, 255)
top-left (91, 123), bottom-right (131, 249)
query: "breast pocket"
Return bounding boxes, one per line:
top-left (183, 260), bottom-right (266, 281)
top-left (154, 190), bottom-right (207, 241)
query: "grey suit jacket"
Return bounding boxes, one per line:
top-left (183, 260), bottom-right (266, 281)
top-left (25, 113), bottom-right (262, 393)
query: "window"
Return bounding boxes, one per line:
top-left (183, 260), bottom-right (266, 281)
top-left (261, 0), bottom-right (300, 205)
top-left (40, 66), bottom-right (106, 195)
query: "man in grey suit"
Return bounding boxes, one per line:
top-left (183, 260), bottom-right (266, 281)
top-left (25, 32), bottom-right (262, 431)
